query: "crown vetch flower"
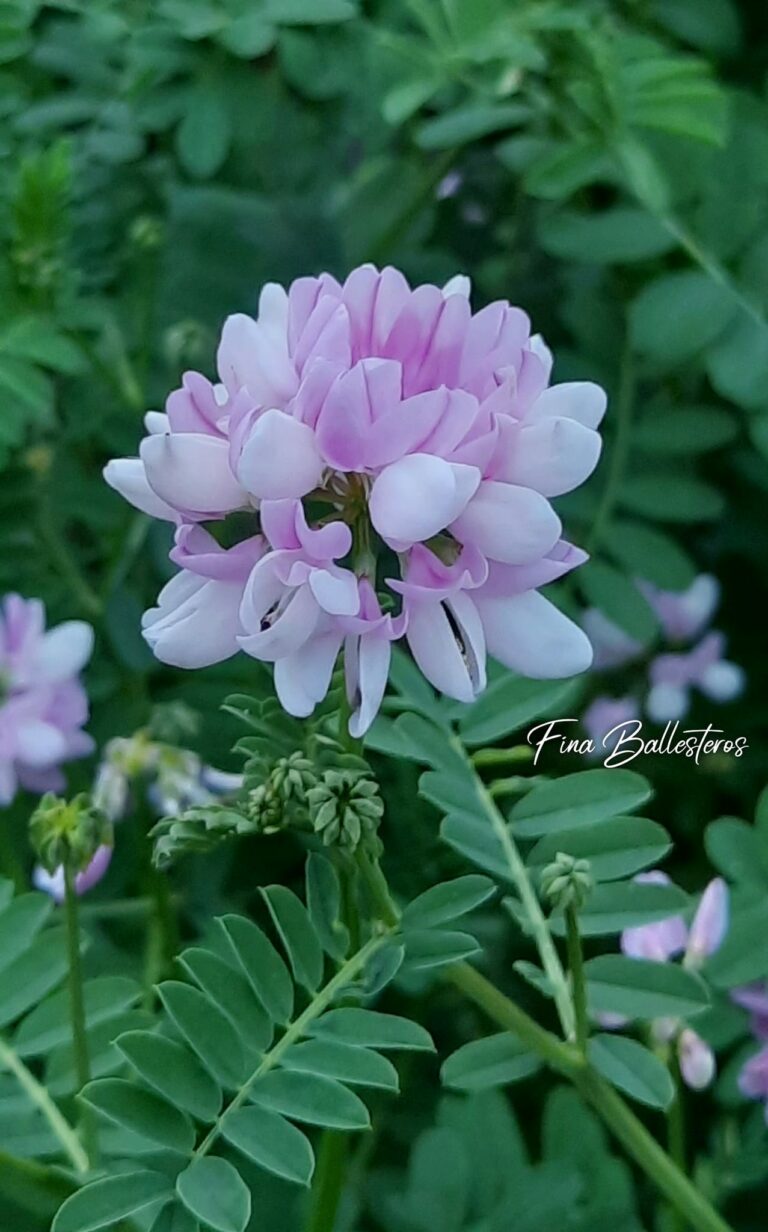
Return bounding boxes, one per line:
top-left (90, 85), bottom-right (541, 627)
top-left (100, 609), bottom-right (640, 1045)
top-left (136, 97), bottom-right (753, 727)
top-left (0, 595), bottom-right (94, 805)
top-left (105, 266), bottom-right (606, 732)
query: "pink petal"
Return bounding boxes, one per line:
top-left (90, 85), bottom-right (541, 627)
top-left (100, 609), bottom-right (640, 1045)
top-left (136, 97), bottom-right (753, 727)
top-left (236, 409), bottom-right (324, 500)
top-left (451, 480), bottom-right (561, 565)
top-left (528, 381), bottom-right (607, 429)
top-left (103, 458), bottom-right (179, 521)
top-left (140, 433), bottom-right (246, 515)
top-left (685, 878), bottom-right (729, 966)
top-left (498, 417), bottom-right (603, 497)
top-left (476, 590), bottom-right (592, 678)
top-left (369, 455), bottom-right (480, 547)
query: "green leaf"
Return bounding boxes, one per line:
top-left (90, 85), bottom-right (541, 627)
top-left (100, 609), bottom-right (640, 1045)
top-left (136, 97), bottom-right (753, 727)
top-left (551, 880), bottom-right (688, 937)
top-left (0, 355), bottom-right (54, 422)
top-left (0, 894), bottom-right (53, 974)
top-left (158, 982), bottom-right (247, 1089)
top-left (538, 206), bottom-right (674, 264)
top-left (529, 817), bottom-right (671, 882)
top-left (586, 955), bottom-right (710, 1020)
top-left (306, 853), bottom-right (349, 960)
top-left (510, 770), bottom-right (652, 837)
top-left (403, 875), bottom-right (495, 929)
top-left (263, 0), bottom-right (357, 23)
top-left (619, 474), bottom-right (724, 522)
top-left (707, 312), bottom-right (768, 411)
top-left (457, 674), bottom-right (580, 745)
top-left (116, 1031), bottom-right (222, 1122)
top-left (706, 900), bottom-right (768, 987)
top-left (16, 977), bottom-right (142, 1057)
top-left (589, 1034), bottom-right (675, 1109)
top-left (524, 139), bottom-right (609, 199)
top-left (150, 1204), bottom-right (199, 1232)
top-left (179, 947), bottom-right (273, 1052)
top-left (606, 521), bottom-right (696, 591)
top-left (310, 1008), bottom-right (434, 1051)
top-left (219, 915), bottom-right (294, 1023)
top-left (176, 84), bottom-right (231, 179)
top-left (80, 1078), bottom-right (195, 1152)
top-left (52, 1172), bottom-right (172, 1232)
top-left (630, 270), bottom-right (736, 366)
top-left (632, 407), bottom-right (737, 455)
top-left (442, 1034), bottom-right (541, 1091)
top-left (0, 927), bottom-right (69, 1028)
top-left (402, 929), bottom-right (480, 970)
top-left (282, 1039), bottom-right (399, 1090)
top-left (390, 713), bottom-right (467, 773)
top-left (578, 562), bottom-right (659, 642)
top-left (223, 1104), bottom-right (314, 1185)
top-left (0, 317), bottom-right (84, 374)
top-left (252, 1070), bottom-right (370, 1129)
top-left (260, 885), bottom-right (324, 991)
top-left (420, 769), bottom-right (480, 818)
top-left (440, 811), bottom-right (509, 881)
top-left (416, 102), bottom-right (529, 150)
top-left (176, 1158), bottom-right (251, 1232)
top-left (705, 818), bottom-right (767, 886)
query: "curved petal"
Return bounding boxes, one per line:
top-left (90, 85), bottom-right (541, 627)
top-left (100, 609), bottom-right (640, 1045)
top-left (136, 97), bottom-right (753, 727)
top-left (236, 409), bottom-right (324, 500)
top-left (15, 720), bottom-right (68, 767)
top-left (217, 287), bottom-right (297, 405)
top-left (369, 454), bottom-right (480, 547)
top-left (238, 583), bottom-right (320, 662)
top-left (646, 682), bottom-right (689, 723)
top-left (142, 572), bottom-right (243, 668)
top-left (678, 1029), bottom-right (715, 1091)
top-left (686, 879), bottom-right (729, 966)
top-left (347, 631), bottom-right (392, 738)
top-left (476, 589), bottom-right (592, 678)
top-left (405, 594), bottom-right (485, 703)
top-left (527, 381), bottom-right (607, 428)
top-left (498, 418), bottom-right (602, 497)
top-left (451, 480), bottom-right (561, 565)
top-left (308, 567), bottom-right (361, 617)
top-left (140, 433), bottom-right (246, 515)
top-left (103, 458), bottom-right (179, 521)
top-left (274, 630), bottom-right (343, 718)
top-left (36, 622), bottom-right (94, 683)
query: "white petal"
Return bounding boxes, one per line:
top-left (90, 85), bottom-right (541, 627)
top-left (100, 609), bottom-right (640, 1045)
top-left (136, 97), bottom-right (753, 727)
top-left (308, 568), bottom-right (360, 617)
top-left (646, 682), bottom-right (689, 723)
top-left (103, 458), bottom-right (178, 521)
top-left (451, 480), bottom-right (561, 564)
top-left (16, 720), bottom-right (68, 767)
top-left (274, 631), bottom-right (342, 718)
top-left (236, 409), bottom-right (324, 500)
top-left (699, 661), bottom-right (745, 703)
top-left (217, 294), bottom-right (297, 406)
top-left (529, 381), bottom-right (607, 429)
top-left (369, 454), bottom-right (480, 547)
top-left (144, 411), bottom-right (169, 434)
top-left (406, 597), bottom-right (485, 703)
top-left (477, 590), bottom-right (592, 678)
top-left (36, 622), bottom-right (94, 683)
top-left (142, 573), bottom-right (243, 668)
top-left (140, 433), bottom-right (246, 515)
top-left (348, 634), bottom-right (391, 738)
top-left (238, 584), bottom-right (320, 662)
top-left (442, 274), bottom-right (471, 300)
top-left (499, 418), bottom-right (602, 497)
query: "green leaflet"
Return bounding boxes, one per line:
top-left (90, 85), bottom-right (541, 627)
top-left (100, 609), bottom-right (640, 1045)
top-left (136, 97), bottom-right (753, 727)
top-left (52, 1172), bottom-right (172, 1232)
top-left (222, 1105), bottom-right (315, 1185)
top-left (442, 1034), bottom-right (541, 1091)
top-left (116, 1032), bottom-right (222, 1122)
top-left (589, 1035), bottom-right (675, 1110)
top-left (176, 1158), bottom-right (250, 1232)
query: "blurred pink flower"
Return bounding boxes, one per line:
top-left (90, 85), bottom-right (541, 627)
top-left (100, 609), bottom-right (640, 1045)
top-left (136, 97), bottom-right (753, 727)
top-left (0, 595), bottom-right (94, 805)
top-left (618, 872), bottom-right (728, 1091)
top-left (106, 267), bottom-right (606, 732)
top-left (647, 631), bottom-right (744, 723)
top-left (33, 843), bottom-right (112, 903)
top-left (738, 1045), bottom-right (768, 1121)
top-left (582, 695), bottom-right (640, 759)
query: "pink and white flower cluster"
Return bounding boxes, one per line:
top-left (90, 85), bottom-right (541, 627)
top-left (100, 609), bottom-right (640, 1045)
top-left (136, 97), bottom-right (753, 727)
top-left (106, 266), bottom-right (605, 733)
top-left (731, 984), bottom-right (768, 1122)
top-left (582, 574), bottom-right (744, 746)
top-left (0, 595), bottom-right (94, 805)
top-left (614, 872), bottom-right (729, 1090)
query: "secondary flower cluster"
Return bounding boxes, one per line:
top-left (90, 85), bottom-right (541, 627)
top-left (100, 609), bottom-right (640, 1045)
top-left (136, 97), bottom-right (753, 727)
top-left (0, 594), bottom-right (94, 805)
top-left (613, 872), bottom-right (729, 1090)
top-left (106, 266), bottom-right (605, 733)
top-left (582, 574), bottom-right (744, 753)
top-left (732, 984), bottom-right (768, 1122)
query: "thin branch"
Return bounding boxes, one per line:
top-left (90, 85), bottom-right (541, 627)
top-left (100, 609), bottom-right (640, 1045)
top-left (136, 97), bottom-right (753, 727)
top-left (0, 1034), bottom-right (88, 1175)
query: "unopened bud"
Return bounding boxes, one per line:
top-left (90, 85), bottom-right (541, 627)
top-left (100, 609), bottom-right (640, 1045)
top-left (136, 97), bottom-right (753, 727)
top-left (29, 793), bottom-right (112, 875)
top-left (540, 852), bottom-right (593, 911)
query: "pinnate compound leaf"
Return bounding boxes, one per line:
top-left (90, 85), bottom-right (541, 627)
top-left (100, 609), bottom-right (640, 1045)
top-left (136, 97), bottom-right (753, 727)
top-left (309, 1007), bottom-right (434, 1051)
top-left (52, 1171), bottom-right (172, 1232)
top-left (306, 853), bottom-right (349, 960)
top-left (176, 1158), bottom-right (250, 1232)
top-left (0, 893), bottom-right (53, 974)
top-left (179, 947), bottom-right (273, 1052)
top-left (222, 1105), bottom-right (315, 1185)
top-left (15, 976), bottom-right (142, 1057)
top-left (282, 1038), bottom-right (399, 1090)
top-left (528, 817), bottom-right (671, 882)
top-left (116, 1031), bottom-right (222, 1122)
top-left (589, 1034), bottom-right (675, 1109)
top-left (550, 879), bottom-right (688, 937)
top-left (442, 1034), bottom-right (541, 1091)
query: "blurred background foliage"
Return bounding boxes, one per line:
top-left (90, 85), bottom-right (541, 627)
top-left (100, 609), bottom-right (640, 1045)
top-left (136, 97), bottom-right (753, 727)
top-left (2, 0), bottom-right (768, 1224)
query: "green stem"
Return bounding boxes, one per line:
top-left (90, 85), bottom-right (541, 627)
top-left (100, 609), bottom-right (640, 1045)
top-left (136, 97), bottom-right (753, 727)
top-left (565, 905), bottom-right (589, 1055)
top-left (451, 736), bottom-right (575, 1039)
top-left (368, 149), bottom-right (458, 265)
top-left (63, 865), bottom-right (97, 1164)
top-left (667, 1056), bottom-right (688, 1232)
top-left (471, 747), bottom-right (533, 768)
top-left (586, 341), bottom-right (634, 553)
top-left (304, 1131), bottom-right (348, 1232)
top-left (195, 931), bottom-right (388, 1159)
top-left (36, 497), bottom-right (102, 620)
top-left (0, 1035), bottom-right (88, 1174)
top-left (355, 847), bottom-right (400, 928)
top-left (658, 213), bottom-right (768, 336)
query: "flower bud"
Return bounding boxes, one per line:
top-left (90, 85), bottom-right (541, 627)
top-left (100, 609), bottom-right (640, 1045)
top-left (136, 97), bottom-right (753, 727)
top-left (540, 852), bottom-right (593, 911)
top-left (307, 769), bottom-right (384, 851)
top-left (29, 793), bottom-right (112, 876)
top-left (678, 1028), bottom-right (715, 1091)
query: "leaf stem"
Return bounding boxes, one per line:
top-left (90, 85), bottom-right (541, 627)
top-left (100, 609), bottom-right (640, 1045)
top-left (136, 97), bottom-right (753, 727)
top-left (0, 1035), bottom-right (88, 1174)
top-left (565, 905), bottom-right (589, 1055)
top-left (304, 1130), bottom-right (348, 1232)
top-left (63, 864), bottom-right (97, 1164)
top-left (586, 340), bottom-right (634, 553)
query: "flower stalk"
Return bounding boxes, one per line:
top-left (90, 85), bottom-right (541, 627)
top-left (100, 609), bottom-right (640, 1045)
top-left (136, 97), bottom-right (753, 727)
top-left (63, 862), bottom-right (97, 1166)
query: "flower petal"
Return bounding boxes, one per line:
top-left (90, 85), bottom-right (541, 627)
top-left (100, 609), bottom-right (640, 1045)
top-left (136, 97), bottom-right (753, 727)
top-left (103, 458), bottom-right (179, 521)
top-left (236, 409), bottom-right (324, 500)
top-left (140, 433), bottom-right (246, 515)
top-left (528, 380), bottom-right (607, 429)
top-left (476, 589), bottom-right (592, 678)
top-left (142, 572), bottom-right (243, 667)
top-left (451, 480), bottom-right (561, 565)
top-left (36, 622), bottom-right (94, 683)
top-left (369, 454), bottom-right (480, 547)
top-left (498, 418), bottom-right (602, 497)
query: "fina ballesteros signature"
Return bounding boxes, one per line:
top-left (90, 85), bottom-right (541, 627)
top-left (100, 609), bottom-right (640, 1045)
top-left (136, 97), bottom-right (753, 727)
top-left (526, 718), bottom-right (748, 769)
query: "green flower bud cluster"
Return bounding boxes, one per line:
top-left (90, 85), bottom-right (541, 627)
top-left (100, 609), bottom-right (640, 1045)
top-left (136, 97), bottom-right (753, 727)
top-left (244, 752), bottom-right (317, 834)
top-left (29, 793), bottom-right (112, 875)
top-left (540, 852), bottom-right (593, 912)
top-left (307, 769), bottom-right (384, 851)
top-left (152, 806), bottom-right (257, 868)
